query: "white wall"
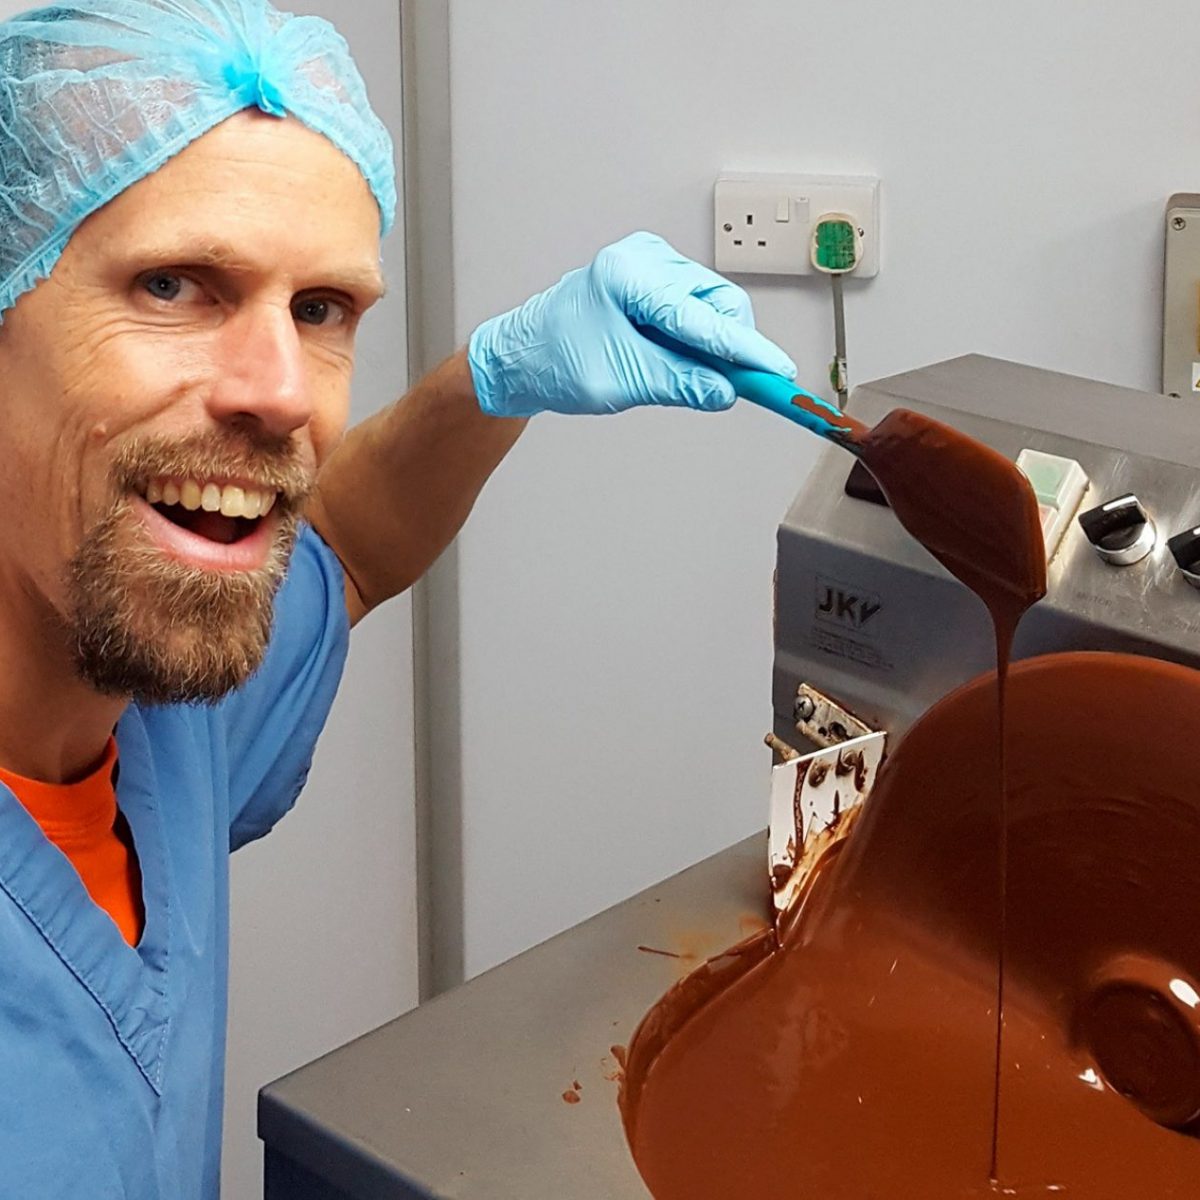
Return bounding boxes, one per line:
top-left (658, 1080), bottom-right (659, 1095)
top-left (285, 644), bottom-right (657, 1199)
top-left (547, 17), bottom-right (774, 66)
top-left (438, 0), bottom-right (1200, 978)
top-left (225, 3), bottom-right (417, 1198)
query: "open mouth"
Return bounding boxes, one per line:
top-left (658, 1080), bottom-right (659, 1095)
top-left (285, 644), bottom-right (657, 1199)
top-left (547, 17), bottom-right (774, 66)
top-left (142, 478), bottom-right (279, 547)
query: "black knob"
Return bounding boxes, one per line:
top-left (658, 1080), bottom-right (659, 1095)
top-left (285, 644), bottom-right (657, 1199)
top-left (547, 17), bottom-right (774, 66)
top-left (844, 461), bottom-right (888, 507)
top-left (1077, 495), bottom-right (1155, 565)
top-left (1168, 526), bottom-right (1200, 580)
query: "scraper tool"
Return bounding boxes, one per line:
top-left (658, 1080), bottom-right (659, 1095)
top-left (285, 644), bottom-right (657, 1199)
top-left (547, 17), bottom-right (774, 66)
top-left (638, 325), bottom-right (868, 447)
top-left (639, 326), bottom-right (1047, 612)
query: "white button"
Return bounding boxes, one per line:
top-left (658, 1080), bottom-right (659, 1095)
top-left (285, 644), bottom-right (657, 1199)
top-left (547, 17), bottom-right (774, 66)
top-left (776, 197), bottom-right (791, 223)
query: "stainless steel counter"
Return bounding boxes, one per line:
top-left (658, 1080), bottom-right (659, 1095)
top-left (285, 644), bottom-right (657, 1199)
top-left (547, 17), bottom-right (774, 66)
top-left (259, 834), bottom-right (768, 1199)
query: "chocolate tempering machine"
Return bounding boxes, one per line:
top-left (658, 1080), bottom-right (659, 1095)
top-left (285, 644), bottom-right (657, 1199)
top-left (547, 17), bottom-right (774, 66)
top-left (259, 355), bottom-right (1200, 1198)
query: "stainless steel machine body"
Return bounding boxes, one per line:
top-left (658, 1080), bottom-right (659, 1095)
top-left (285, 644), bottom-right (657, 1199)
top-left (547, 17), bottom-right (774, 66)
top-left (261, 355), bottom-right (1200, 1199)
top-left (776, 354), bottom-right (1200, 742)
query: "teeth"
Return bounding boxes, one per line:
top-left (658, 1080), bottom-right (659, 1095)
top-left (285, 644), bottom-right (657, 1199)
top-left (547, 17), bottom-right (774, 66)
top-left (148, 477), bottom-right (278, 521)
top-left (180, 480), bottom-right (203, 511)
top-left (220, 486), bottom-right (244, 518)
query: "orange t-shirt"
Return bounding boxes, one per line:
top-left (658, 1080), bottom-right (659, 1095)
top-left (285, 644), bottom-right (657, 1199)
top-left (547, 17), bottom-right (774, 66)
top-left (0, 739), bottom-right (145, 946)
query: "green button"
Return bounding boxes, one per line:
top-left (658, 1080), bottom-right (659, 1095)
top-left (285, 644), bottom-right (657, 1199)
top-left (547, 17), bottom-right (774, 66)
top-left (1020, 453), bottom-right (1070, 506)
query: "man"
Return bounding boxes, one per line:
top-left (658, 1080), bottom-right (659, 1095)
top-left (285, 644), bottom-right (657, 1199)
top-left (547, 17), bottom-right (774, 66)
top-left (0, 1), bottom-right (796, 1195)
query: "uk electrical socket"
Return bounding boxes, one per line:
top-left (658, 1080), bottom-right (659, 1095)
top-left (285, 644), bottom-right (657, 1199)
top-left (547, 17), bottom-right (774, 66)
top-left (714, 173), bottom-right (880, 278)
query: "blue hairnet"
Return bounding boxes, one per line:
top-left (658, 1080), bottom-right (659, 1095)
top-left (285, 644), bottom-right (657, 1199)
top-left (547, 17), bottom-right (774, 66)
top-left (0, 0), bottom-right (396, 318)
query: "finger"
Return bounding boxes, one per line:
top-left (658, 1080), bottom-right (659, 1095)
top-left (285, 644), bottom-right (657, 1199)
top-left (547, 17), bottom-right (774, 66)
top-left (654, 295), bottom-right (798, 379)
top-left (634, 341), bottom-right (737, 411)
top-left (683, 367), bottom-right (738, 411)
top-left (693, 279), bottom-right (754, 326)
top-left (596, 233), bottom-right (797, 381)
top-left (642, 254), bottom-right (756, 328)
top-left (603, 233), bottom-right (749, 323)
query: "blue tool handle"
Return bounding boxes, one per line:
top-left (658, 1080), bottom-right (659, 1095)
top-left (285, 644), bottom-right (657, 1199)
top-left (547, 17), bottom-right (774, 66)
top-left (636, 325), bottom-right (853, 441)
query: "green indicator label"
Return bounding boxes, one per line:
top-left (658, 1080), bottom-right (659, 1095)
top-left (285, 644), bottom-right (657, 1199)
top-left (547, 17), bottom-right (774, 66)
top-left (815, 220), bottom-right (857, 272)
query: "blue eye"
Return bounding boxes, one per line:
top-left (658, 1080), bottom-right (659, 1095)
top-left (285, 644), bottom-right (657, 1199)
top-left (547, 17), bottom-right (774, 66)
top-left (142, 272), bottom-right (184, 301)
top-left (293, 295), bottom-right (350, 328)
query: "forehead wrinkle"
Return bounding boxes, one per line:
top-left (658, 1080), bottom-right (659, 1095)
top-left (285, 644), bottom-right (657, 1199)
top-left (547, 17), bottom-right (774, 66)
top-left (122, 236), bottom-right (385, 301)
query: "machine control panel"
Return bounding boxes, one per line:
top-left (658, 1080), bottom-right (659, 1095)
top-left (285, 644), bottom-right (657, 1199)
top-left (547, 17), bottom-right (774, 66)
top-left (1016, 449), bottom-right (1089, 560)
top-left (1078, 494), bottom-right (1157, 566)
top-left (1168, 527), bottom-right (1200, 589)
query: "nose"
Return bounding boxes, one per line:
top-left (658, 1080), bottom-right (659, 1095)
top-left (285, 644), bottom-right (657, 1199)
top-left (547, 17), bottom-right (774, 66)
top-left (206, 303), bottom-right (315, 438)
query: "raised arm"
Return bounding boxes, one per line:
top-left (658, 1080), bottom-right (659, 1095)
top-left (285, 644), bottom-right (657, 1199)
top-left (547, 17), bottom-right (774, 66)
top-left (307, 232), bottom-right (796, 625)
top-left (306, 350), bottom-right (525, 625)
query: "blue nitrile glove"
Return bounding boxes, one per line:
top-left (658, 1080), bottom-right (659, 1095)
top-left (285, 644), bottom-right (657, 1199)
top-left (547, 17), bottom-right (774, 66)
top-left (467, 231), bottom-right (798, 417)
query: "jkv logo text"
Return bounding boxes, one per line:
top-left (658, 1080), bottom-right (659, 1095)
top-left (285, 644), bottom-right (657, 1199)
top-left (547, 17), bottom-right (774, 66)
top-left (815, 577), bottom-right (882, 632)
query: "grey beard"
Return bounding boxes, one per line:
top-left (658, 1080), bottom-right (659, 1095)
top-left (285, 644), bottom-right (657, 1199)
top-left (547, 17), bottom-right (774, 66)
top-left (65, 498), bottom-right (300, 706)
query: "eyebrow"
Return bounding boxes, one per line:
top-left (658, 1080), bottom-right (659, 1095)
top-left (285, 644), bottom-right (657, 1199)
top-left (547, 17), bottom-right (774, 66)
top-left (129, 239), bottom-right (387, 301)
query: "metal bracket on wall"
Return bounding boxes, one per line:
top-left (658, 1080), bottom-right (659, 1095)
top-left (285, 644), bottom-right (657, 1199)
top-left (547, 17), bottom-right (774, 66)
top-left (1163, 193), bottom-right (1200, 400)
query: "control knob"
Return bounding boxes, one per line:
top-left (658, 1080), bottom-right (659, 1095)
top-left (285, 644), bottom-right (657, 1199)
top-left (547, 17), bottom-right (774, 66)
top-left (1077, 494), bottom-right (1156, 566)
top-left (1168, 526), bottom-right (1200, 589)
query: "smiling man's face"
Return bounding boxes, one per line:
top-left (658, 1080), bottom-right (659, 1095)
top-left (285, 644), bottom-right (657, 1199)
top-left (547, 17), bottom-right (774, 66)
top-left (0, 110), bottom-right (384, 704)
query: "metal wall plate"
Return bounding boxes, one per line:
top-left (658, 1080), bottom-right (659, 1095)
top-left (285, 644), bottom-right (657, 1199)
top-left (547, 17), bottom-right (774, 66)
top-left (1163, 193), bottom-right (1200, 399)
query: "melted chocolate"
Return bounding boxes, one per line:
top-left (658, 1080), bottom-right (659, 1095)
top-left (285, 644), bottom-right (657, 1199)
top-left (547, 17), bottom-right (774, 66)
top-left (856, 409), bottom-right (1047, 616)
top-left (777, 405), bottom-right (1046, 613)
top-left (622, 410), bottom-right (1200, 1196)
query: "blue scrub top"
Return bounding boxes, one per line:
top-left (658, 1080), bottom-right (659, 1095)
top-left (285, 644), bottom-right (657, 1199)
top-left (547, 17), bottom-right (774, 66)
top-left (0, 526), bottom-right (351, 1199)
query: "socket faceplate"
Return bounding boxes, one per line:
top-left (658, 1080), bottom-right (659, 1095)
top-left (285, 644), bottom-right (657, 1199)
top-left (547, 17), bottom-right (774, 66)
top-left (714, 173), bottom-right (880, 278)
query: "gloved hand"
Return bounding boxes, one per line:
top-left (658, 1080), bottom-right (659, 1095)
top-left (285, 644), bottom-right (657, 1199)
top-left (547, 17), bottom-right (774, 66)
top-left (468, 231), bottom-right (797, 417)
